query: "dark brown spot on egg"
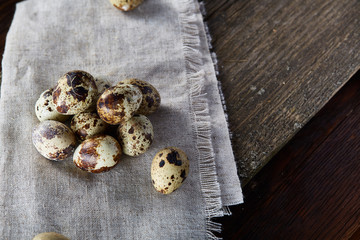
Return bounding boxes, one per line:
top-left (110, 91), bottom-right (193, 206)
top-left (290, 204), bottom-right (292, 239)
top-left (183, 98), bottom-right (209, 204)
top-left (84, 123), bottom-right (90, 129)
top-left (76, 129), bottom-right (88, 140)
top-left (52, 87), bottom-right (61, 104)
top-left (171, 175), bottom-right (174, 179)
top-left (159, 153), bottom-right (163, 157)
top-left (90, 166), bottom-right (114, 173)
top-left (128, 126), bottom-right (134, 134)
top-left (145, 133), bottom-right (153, 144)
top-left (159, 160), bottom-right (165, 167)
top-left (141, 86), bottom-right (153, 94)
top-left (67, 86), bottom-right (88, 102)
top-left (146, 96), bottom-right (154, 108)
top-left (57, 102), bottom-right (69, 113)
top-left (168, 182), bottom-right (171, 186)
top-left (132, 136), bottom-right (136, 140)
top-left (66, 71), bottom-right (86, 87)
top-left (166, 150), bottom-right (182, 166)
top-left (78, 140), bottom-right (99, 169)
top-left (40, 126), bottom-right (60, 140)
top-left (180, 169), bottom-right (187, 182)
top-left (48, 144), bottom-right (75, 161)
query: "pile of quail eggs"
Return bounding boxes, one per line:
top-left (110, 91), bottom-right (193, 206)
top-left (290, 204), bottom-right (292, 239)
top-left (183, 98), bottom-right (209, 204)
top-left (32, 70), bottom-right (189, 194)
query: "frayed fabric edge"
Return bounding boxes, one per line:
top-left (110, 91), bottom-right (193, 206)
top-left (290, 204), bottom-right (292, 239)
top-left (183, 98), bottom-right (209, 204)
top-left (178, 0), bottom-right (225, 239)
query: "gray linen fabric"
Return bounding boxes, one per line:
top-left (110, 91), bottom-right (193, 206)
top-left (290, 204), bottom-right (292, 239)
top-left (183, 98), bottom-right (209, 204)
top-left (0, 0), bottom-right (243, 239)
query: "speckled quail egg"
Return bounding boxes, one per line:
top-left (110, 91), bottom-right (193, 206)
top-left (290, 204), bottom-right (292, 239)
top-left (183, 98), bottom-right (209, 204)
top-left (35, 88), bottom-right (70, 122)
top-left (117, 114), bottom-right (153, 156)
top-left (32, 120), bottom-right (77, 161)
top-left (73, 135), bottom-right (122, 173)
top-left (151, 147), bottom-right (189, 194)
top-left (33, 232), bottom-right (69, 240)
top-left (117, 79), bottom-right (161, 115)
top-left (52, 70), bottom-right (98, 115)
top-left (71, 112), bottom-right (108, 141)
top-left (97, 84), bottom-right (142, 125)
top-left (110, 0), bottom-right (143, 11)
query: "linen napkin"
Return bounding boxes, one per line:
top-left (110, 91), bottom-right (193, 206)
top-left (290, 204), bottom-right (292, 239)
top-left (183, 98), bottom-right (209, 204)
top-left (0, 0), bottom-right (243, 239)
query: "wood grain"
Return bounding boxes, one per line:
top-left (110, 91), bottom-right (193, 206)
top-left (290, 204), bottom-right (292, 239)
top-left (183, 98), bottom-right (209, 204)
top-left (217, 70), bottom-right (360, 239)
top-left (203, 0), bottom-right (360, 185)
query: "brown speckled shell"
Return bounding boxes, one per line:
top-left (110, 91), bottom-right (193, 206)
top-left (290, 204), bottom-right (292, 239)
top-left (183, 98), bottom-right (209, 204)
top-left (97, 84), bottom-right (142, 125)
top-left (151, 147), bottom-right (189, 194)
top-left (71, 112), bottom-right (108, 141)
top-left (35, 88), bottom-right (70, 122)
top-left (52, 70), bottom-right (98, 115)
top-left (32, 120), bottom-right (76, 161)
top-left (73, 135), bottom-right (122, 173)
top-left (110, 0), bottom-right (143, 11)
top-left (118, 79), bottom-right (161, 115)
top-left (117, 114), bottom-right (153, 156)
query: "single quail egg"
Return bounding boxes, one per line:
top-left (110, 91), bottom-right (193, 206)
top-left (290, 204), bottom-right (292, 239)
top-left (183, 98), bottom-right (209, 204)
top-left (35, 88), bottom-right (70, 122)
top-left (73, 135), bottom-right (121, 173)
top-left (71, 112), bottom-right (108, 141)
top-left (110, 0), bottom-right (143, 11)
top-left (32, 120), bottom-right (76, 161)
top-left (151, 147), bottom-right (189, 194)
top-left (33, 232), bottom-right (69, 240)
top-left (52, 70), bottom-right (98, 115)
top-left (117, 114), bottom-right (153, 156)
top-left (97, 84), bottom-right (142, 125)
top-left (117, 79), bottom-right (161, 115)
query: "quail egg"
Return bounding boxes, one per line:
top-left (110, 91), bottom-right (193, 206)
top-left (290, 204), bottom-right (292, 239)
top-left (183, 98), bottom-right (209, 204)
top-left (117, 79), bottom-right (161, 115)
top-left (33, 232), bottom-right (69, 240)
top-left (117, 114), bottom-right (153, 156)
top-left (52, 70), bottom-right (98, 115)
top-left (151, 147), bottom-right (189, 194)
top-left (32, 120), bottom-right (76, 161)
top-left (73, 135), bottom-right (122, 173)
top-left (110, 0), bottom-right (143, 11)
top-left (35, 88), bottom-right (70, 122)
top-left (97, 84), bottom-right (142, 125)
top-left (71, 112), bottom-right (108, 141)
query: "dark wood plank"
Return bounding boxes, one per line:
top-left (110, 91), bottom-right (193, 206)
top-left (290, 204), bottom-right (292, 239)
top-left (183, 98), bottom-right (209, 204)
top-left (216, 70), bottom-right (360, 239)
top-left (204, 0), bottom-right (360, 185)
top-left (0, 0), bottom-right (20, 88)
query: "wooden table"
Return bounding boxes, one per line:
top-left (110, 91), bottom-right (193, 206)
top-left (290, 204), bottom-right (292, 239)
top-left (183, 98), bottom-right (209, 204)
top-left (1, 0), bottom-right (360, 239)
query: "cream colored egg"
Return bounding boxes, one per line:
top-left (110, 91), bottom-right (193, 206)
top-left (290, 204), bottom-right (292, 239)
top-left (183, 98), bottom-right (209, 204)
top-left (117, 79), bottom-right (161, 115)
top-left (35, 88), bottom-right (69, 122)
top-left (73, 135), bottom-right (121, 173)
top-left (71, 112), bottom-right (108, 141)
top-left (32, 232), bottom-right (69, 240)
top-left (151, 147), bottom-right (189, 194)
top-left (117, 114), bottom-right (153, 156)
top-left (97, 84), bottom-right (142, 125)
top-left (110, 0), bottom-right (143, 11)
top-left (32, 120), bottom-right (76, 161)
top-left (52, 70), bottom-right (98, 115)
